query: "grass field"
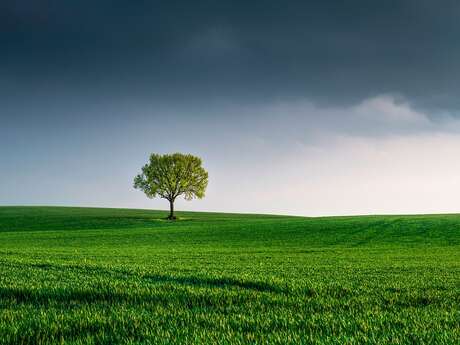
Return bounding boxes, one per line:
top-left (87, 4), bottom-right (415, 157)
top-left (0, 206), bottom-right (458, 344)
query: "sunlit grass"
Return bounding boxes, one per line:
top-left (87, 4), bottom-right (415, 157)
top-left (0, 206), bottom-right (459, 344)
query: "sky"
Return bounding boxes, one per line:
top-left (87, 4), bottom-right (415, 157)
top-left (2, 1), bottom-right (460, 216)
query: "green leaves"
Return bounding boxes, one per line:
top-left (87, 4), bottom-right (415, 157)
top-left (134, 153), bottom-right (208, 204)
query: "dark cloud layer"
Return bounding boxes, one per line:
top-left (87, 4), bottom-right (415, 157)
top-left (2, 1), bottom-right (460, 111)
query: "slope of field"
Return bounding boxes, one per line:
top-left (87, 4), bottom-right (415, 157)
top-left (0, 206), bottom-right (458, 344)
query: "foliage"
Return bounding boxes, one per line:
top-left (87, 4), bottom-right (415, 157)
top-left (134, 153), bottom-right (208, 219)
top-left (0, 206), bottom-right (459, 344)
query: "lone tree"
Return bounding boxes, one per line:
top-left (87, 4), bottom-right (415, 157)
top-left (134, 153), bottom-right (208, 220)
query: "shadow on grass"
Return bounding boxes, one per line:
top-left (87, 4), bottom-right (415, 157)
top-left (143, 274), bottom-right (283, 293)
top-left (0, 271), bottom-right (283, 306)
top-left (10, 261), bottom-right (284, 294)
top-left (0, 279), bottom-right (281, 307)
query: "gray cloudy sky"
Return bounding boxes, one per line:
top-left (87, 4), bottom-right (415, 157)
top-left (2, 1), bottom-right (460, 215)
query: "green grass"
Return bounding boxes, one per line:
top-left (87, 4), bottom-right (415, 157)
top-left (0, 206), bottom-right (459, 344)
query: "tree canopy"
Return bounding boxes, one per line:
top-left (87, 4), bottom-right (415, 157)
top-left (134, 153), bottom-right (208, 219)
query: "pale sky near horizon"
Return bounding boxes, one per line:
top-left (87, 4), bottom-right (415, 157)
top-left (2, 1), bottom-right (460, 216)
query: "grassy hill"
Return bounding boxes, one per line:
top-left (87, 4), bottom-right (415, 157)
top-left (0, 206), bottom-right (458, 344)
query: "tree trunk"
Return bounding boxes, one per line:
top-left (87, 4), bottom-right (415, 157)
top-left (168, 199), bottom-right (175, 220)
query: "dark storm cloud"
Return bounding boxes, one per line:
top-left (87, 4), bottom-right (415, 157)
top-left (2, 0), bottom-right (460, 111)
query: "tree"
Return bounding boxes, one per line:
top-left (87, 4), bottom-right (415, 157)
top-left (134, 153), bottom-right (208, 220)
